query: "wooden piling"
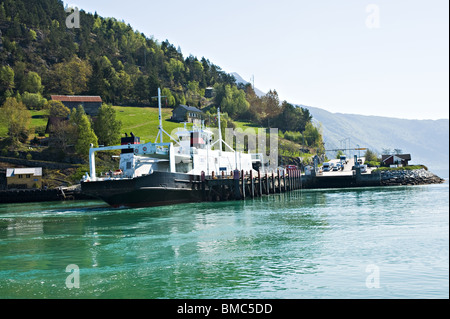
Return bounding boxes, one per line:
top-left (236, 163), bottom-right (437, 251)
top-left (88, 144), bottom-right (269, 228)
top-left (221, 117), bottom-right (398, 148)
top-left (241, 170), bottom-right (245, 199)
top-left (250, 170), bottom-right (254, 198)
top-left (277, 170), bottom-right (281, 193)
top-left (287, 170), bottom-right (291, 191)
top-left (292, 170), bottom-right (295, 189)
top-left (270, 171), bottom-right (274, 194)
top-left (201, 171), bottom-right (205, 200)
top-left (299, 169), bottom-right (302, 189)
top-left (292, 170), bottom-right (296, 190)
top-left (233, 169), bottom-right (240, 199)
top-left (258, 170), bottom-right (262, 197)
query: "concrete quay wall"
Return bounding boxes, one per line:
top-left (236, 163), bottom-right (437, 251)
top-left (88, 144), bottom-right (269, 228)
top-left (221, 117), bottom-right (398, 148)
top-left (302, 168), bottom-right (444, 189)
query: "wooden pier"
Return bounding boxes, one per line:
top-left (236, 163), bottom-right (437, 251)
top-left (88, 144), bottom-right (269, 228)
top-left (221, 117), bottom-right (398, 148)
top-left (201, 169), bottom-right (302, 202)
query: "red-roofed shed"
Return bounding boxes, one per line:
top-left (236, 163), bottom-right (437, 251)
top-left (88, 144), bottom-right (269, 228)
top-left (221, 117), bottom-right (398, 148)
top-left (51, 95), bottom-right (103, 116)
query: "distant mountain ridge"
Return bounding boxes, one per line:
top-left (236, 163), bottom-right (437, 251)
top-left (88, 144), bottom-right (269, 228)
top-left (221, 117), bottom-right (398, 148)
top-left (300, 104), bottom-right (449, 172)
top-left (231, 74), bottom-right (448, 173)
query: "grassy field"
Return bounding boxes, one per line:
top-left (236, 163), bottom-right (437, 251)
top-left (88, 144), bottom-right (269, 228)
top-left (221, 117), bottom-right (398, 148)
top-left (115, 107), bottom-right (312, 160)
top-left (0, 106), bottom-right (188, 142)
top-left (232, 120), bottom-right (263, 131)
top-left (0, 109), bottom-right (49, 138)
top-left (113, 106), bottom-right (193, 143)
top-left (1, 105), bottom-right (312, 163)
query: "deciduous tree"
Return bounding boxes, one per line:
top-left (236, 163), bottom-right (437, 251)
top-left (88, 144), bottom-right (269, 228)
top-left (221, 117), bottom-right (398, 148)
top-left (48, 100), bottom-right (70, 118)
top-left (71, 106), bottom-right (98, 156)
top-left (0, 97), bottom-right (31, 143)
top-left (50, 57), bottom-right (93, 95)
top-left (23, 72), bottom-right (44, 94)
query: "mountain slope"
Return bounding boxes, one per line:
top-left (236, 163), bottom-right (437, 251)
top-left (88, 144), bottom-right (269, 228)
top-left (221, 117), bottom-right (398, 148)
top-left (231, 72), bottom-right (448, 172)
top-left (0, 0), bottom-right (236, 106)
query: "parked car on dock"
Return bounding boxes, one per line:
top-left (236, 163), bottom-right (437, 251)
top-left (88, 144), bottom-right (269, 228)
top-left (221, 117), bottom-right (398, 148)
top-left (323, 162), bottom-right (332, 172)
top-left (352, 165), bottom-right (368, 173)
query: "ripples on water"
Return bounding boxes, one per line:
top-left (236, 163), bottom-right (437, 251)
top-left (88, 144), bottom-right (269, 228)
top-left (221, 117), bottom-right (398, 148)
top-left (0, 183), bottom-right (448, 299)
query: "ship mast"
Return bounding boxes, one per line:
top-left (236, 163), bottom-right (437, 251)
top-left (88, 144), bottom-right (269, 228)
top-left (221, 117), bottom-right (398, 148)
top-left (154, 87), bottom-right (164, 144)
top-left (211, 108), bottom-right (234, 153)
top-left (217, 108), bottom-right (223, 154)
top-left (153, 88), bottom-right (180, 145)
top-left (158, 88), bottom-right (163, 143)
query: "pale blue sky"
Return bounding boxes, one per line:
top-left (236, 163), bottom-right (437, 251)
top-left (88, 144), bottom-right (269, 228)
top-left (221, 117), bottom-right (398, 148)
top-left (66, 0), bottom-right (449, 120)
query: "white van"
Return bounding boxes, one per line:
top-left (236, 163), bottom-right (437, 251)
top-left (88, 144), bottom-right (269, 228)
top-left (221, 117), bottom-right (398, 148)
top-left (323, 162), bottom-right (332, 172)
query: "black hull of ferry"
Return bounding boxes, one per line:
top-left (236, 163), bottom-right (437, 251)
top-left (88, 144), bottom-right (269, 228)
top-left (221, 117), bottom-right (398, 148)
top-left (81, 171), bottom-right (203, 208)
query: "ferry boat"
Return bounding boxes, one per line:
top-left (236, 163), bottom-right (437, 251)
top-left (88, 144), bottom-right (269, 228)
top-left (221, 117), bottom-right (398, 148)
top-left (81, 89), bottom-right (263, 208)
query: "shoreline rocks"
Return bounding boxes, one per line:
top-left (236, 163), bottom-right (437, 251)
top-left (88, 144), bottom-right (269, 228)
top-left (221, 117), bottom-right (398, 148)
top-left (379, 168), bottom-right (445, 186)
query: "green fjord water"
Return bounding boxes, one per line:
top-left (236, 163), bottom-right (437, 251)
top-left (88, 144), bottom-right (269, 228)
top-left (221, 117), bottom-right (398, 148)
top-left (0, 182), bottom-right (448, 299)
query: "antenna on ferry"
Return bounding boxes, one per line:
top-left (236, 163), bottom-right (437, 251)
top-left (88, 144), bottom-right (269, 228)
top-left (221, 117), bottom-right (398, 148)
top-left (152, 88), bottom-right (180, 146)
top-left (211, 108), bottom-right (234, 152)
top-left (158, 88), bottom-right (163, 143)
top-left (154, 88), bottom-right (164, 144)
top-left (217, 108), bottom-right (223, 153)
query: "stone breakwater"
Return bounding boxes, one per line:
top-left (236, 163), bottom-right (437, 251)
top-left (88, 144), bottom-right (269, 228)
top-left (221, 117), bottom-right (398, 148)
top-left (380, 168), bottom-right (445, 186)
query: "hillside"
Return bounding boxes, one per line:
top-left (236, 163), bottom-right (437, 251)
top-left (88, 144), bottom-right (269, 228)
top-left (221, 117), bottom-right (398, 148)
top-left (0, 0), bottom-right (236, 107)
top-left (1, 0), bottom-right (324, 176)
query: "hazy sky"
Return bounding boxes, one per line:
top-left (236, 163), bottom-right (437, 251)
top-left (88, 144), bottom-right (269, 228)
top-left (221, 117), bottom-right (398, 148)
top-left (65, 0), bottom-right (449, 120)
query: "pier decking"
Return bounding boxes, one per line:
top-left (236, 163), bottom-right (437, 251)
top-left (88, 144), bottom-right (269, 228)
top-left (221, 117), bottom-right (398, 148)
top-left (201, 169), bottom-right (303, 202)
top-left (200, 166), bottom-right (389, 202)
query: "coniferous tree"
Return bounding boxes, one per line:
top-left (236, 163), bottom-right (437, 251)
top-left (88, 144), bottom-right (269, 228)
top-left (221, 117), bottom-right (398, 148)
top-left (71, 105), bottom-right (98, 156)
top-left (93, 104), bottom-right (122, 146)
top-left (0, 66), bottom-right (15, 103)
